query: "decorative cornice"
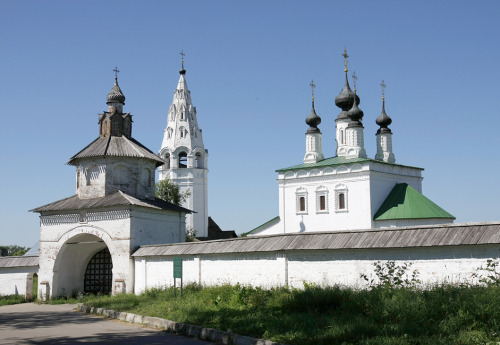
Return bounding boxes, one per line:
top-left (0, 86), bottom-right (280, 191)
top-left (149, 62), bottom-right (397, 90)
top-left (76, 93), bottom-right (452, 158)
top-left (41, 210), bottom-right (131, 226)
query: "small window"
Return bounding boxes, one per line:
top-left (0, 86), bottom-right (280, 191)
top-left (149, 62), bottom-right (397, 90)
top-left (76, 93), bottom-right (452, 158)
top-left (296, 189), bottom-right (308, 214)
top-left (334, 185), bottom-right (348, 212)
top-left (340, 129), bottom-right (344, 145)
top-left (315, 187), bottom-right (329, 214)
top-left (319, 195), bottom-right (326, 210)
top-left (299, 197), bottom-right (305, 212)
top-left (338, 193), bottom-right (345, 210)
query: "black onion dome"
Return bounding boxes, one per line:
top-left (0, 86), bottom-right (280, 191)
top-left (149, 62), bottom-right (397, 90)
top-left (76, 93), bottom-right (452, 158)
top-left (376, 99), bottom-right (392, 134)
top-left (306, 101), bottom-right (322, 134)
top-left (106, 77), bottom-right (126, 104)
top-left (335, 74), bottom-right (360, 112)
top-left (179, 67), bottom-right (186, 75)
top-left (347, 91), bottom-right (364, 127)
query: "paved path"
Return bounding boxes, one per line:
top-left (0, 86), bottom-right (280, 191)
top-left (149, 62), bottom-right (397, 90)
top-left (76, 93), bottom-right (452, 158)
top-left (0, 303), bottom-right (213, 344)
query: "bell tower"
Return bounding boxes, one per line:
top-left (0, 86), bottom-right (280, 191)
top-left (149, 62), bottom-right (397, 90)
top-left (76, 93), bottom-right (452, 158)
top-left (159, 52), bottom-right (209, 238)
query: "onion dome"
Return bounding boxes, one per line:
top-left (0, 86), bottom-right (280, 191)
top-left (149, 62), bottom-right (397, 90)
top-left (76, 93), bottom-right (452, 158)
top-left (346, 89), bottom-right (364, 127)
top-left (106, 76), bottom-right (125, 105)
top-left (306, 100), bottom-right (322, 134)
top-left (376, 98), bottom-right (392, 134)
top-left (335, 74), bottom-right (360, 112)
top-left (335, 48), bottom-right (360, 119)
top-left (306, 80), bottom-right (321, 133)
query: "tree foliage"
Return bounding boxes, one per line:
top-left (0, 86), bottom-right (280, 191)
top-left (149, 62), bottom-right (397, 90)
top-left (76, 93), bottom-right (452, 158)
top-left (155, 179), bottom-right (190, 206)
top-left (0, 245), bottom-right (30, 256)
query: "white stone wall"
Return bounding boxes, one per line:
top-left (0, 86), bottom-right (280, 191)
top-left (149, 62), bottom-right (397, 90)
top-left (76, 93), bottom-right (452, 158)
top-left (134, 244), bottom-right (500, 293)
top-left (76, 157), bottom-right (156, 199)
top-left (0, 267), bottom-right (38, 298)
top-left (38, 207), bottom-right (185, 297)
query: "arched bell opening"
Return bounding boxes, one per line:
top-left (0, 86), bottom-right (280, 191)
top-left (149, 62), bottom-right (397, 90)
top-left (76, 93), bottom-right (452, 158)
top-left (178, 152), bottom-right (187, 168)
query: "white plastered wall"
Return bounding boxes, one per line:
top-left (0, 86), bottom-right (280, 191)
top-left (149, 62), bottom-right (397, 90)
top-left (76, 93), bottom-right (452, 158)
top-left (0, 266), bottom-right (38, 298)
top-left (134, 244), bottom-right (500, 293)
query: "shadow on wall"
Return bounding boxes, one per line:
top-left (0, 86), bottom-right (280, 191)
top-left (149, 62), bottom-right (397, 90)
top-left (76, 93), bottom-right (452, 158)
top-left (299, 217), bottom-right (305, 232)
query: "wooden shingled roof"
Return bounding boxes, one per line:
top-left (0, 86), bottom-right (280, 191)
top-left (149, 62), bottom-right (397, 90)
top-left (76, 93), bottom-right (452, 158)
top-left (132, 222), bottom-right (500, 257)
top-left (67, 136), bottom-right (165, 167)
top-left (0, 256), bottom-right (39, 268)
top-left (30, 190), bottom-right (192, 214)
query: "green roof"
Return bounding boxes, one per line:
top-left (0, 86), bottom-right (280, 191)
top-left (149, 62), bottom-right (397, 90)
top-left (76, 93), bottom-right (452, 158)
top-left (241, 216), bottom-right (280, 237)
top-left (374, 183), bottom-right (455, 221)
top-left (276, 156), bottom-right (423, 172)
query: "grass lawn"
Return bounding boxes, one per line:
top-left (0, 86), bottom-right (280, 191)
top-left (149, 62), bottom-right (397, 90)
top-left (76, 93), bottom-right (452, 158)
top-left (51, 284), bottom-right (500, 345)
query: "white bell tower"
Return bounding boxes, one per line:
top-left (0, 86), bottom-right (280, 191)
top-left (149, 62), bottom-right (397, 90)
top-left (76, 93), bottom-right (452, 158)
top-left (159, 52), bottom-right (209, 238)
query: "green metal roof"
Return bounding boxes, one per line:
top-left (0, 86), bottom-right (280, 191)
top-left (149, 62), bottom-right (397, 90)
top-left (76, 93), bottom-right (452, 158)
top-left (276, 156), bottom-right (423, 172)
top-left (241, 216), bottom-right (280, 237)
top-left (374, 183), bottom-right (455, 221)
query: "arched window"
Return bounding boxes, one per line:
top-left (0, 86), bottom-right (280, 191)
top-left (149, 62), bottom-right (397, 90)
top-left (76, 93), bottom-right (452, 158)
top-left (338, 193), bottom-right (345, 210)
top-left (299, 197), bottom-right (306, 212)
top-left (195, 152), bottom-right (202, 168)
top-left (164, 153), bottom-right (171, 169)
top-left (178, 152), bottom-right (187, 168)
top-left (340, 129), bottom-right (344, 145)
top-left (319, 195), bottom-right (326, 210)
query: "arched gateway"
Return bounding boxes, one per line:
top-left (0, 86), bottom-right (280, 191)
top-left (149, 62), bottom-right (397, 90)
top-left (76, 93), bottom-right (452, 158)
top-left (31, 72), bottom-right (191, 299)
top-left (84, 248), bottom-right (112, 294)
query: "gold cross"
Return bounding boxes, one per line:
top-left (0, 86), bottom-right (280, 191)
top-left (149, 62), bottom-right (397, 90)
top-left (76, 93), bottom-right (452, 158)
top-left (180, 50), bottom-right (185, 68)
top-left (309, 79), bottom-right (316, 100)
top-left (342, 48), bottom-right (349, 72)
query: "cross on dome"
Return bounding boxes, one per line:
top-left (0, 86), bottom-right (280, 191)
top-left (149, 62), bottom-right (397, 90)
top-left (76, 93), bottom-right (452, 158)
top-left (309, 79), bottom-right (316, 101)
top-left (381, 80), bottom-right (386, 100)
top-left (342, 48), bottom-right (349, 73)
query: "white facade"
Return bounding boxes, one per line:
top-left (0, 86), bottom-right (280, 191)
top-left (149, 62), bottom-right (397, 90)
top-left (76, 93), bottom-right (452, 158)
top-left (159, 68), bottom-right (209, 238)
top-left (36, 207), bottom-right (185, 298)
top-left (251, 160), bottom-right (435, 236)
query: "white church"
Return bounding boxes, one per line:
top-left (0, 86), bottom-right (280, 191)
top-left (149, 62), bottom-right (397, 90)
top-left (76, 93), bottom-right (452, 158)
top-left (246, 50), bottom-right (455, 236)
top-left (0, 52), bottom-right (499, 299)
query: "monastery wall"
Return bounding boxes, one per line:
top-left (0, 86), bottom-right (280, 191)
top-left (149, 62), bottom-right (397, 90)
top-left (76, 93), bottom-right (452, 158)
top-left (133, 243), bottom-right (500, 293)
top-left (0, 267), bottom-right (38, 298)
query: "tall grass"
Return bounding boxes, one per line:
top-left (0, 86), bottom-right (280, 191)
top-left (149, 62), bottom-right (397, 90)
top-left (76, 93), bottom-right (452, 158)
top-left (69, 284), bottom-right (500, 345)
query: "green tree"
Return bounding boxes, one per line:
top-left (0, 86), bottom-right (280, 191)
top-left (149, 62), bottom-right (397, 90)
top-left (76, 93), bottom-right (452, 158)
top-left (155, 179), bottom-right (190, 206)
top-left (0, 245), bottom-right (30, 256)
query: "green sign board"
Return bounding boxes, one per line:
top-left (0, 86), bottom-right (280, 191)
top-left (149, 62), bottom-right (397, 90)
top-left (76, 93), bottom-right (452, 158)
top-left (173, 257), bottom-right (183, 279)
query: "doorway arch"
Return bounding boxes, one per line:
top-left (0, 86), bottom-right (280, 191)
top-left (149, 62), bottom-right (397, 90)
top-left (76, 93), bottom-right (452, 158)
top-left (84, 247), bottom-right (113, 294)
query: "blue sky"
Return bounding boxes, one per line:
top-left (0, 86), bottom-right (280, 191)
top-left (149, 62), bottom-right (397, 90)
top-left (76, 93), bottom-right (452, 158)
top-left (1, 1), bottom-right (499, 246)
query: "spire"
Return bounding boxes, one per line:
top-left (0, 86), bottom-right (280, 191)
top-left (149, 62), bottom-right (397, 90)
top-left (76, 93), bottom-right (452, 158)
top-left (376, 80), bottom-right (392, 134)
top-left (335, 48), bottom-right (360, 116)
top-left (346, 71), bottom-right (364, 127)
top-left (106, 67), bottom-right (126, 106)
top-left (305, 80), bottom-right (321, 134)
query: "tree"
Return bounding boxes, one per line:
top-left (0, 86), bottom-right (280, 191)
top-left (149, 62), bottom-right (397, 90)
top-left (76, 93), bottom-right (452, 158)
top-left (0, 245), bottom-right (30, 256)
top-left (155, 179), bottom-right (190, 206)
